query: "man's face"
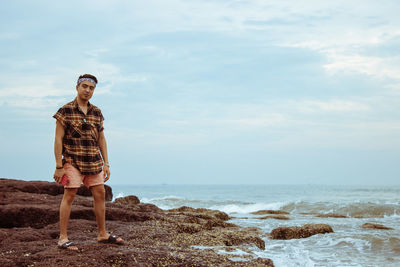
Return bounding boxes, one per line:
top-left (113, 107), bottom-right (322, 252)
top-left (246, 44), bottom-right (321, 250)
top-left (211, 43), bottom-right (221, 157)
top-left (76, 81), bottom-right (96, 101)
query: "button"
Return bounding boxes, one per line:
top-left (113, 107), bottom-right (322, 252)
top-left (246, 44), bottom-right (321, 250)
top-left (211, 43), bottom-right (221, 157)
top-left (83, 118), bottom-right (87, 123)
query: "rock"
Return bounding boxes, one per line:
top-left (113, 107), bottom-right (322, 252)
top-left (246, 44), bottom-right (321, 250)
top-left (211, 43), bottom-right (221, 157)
top-left (254, 258), bottom-right (275, 266)
top-left (270, 224), bottom-right (334, 240)
top-left (0, 178), bottom-right (64, 196)
top-left (258, 215), bottom-right (290, 220)
top-left (77, 185), bottom-right (113, 201)
top-left (0, 204), bottom-right (59, 228)
top-left (251, 210), bottom-right (289, 215)
top-left (177, 223), bottom-right (202, 234)
top-left (169, 206), bottom-right (230, 221)
top-left (362, 223), bottom-right (393, 230)
top-left (0, 178), bottom-right (273, 266)
top-left (167, 206), bottom-right (236, 231)
top-left (114, 195), bottom-right (140, 205)
top-left (223, 233), bottom-right (265, 250)
top-left (316, 213), bottom-right (348, 218)
top-left (0, 178), bottom-right (113, 201)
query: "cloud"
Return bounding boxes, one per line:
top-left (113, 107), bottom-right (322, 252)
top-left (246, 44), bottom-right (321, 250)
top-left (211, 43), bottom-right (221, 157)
top-left (323, 54), bottom-right (400, 80)
top-left (295, 99), bottom-right (371, 113)
top-left (103, 95), bottom-right (396, 151)
top-left (0, 56), bottom-right (150, 109)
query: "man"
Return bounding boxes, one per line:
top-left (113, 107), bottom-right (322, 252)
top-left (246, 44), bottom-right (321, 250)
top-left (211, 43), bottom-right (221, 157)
top-left (53, 74), bottom-right (123, 250)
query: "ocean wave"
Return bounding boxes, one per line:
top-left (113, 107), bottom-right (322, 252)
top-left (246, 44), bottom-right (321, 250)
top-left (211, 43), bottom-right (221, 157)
top-left (114, 191), bottom-right (399, 218)
top-left (112, 192), bottom-right (125, 202)
top-left (210, 202), bottom-right (288, 214)
top-left (140, 195), bottom-right (253, 210)
top-left (282, 201), bottom-right (400, 218)
top-left (140, 195), bottom-right (185, 203)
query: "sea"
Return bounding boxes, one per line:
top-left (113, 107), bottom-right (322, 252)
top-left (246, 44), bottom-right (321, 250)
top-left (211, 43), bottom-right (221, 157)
top-left (109, 184), bottom-right (400, 267)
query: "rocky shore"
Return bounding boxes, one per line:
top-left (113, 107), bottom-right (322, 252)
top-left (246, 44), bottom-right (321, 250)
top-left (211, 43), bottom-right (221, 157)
top-left (0, 178), bottom-right (274, 266)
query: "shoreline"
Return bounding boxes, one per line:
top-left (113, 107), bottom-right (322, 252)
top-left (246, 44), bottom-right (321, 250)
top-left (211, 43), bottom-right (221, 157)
top-left (0, 178), bottom-right (274, 266)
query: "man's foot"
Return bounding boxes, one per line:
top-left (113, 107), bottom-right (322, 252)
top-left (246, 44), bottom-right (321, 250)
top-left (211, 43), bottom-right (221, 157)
top-left (98, 234), bottom-right (123, 245)
top-left (58, 239), bottom-right (79, 251)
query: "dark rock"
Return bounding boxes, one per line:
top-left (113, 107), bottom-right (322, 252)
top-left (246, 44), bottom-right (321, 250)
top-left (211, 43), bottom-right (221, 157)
top-left (270, 224), bottom-right (334, 240)
top-left (362, 223), bottom-right (393, 230)
top-left (114, 195), bottom-right (140, 205)
top-left (0, 204), bottom-right (59, 228)
top-left (223, 233), bottom-right (265, 250)
top-left (177, 223), bottom-right (202, 234)
top-left (251, 210), bottom-right (289, 215)
top-left (168, 206), bottom-right (230, 221)
top-left (0, 178), bottom-right (113, 201)
top-left (76, 185), bottom-right (113, 201)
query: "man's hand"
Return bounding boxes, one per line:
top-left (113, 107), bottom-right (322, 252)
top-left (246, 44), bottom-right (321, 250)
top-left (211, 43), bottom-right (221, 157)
top-left (54, 168), bottom-right (65, 183)
top-left (103, 165), bottom-right (110, 182)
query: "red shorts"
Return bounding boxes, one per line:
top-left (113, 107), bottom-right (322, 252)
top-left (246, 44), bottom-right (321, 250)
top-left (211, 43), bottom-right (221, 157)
top-left (63, 163), bottom-right (104, 189)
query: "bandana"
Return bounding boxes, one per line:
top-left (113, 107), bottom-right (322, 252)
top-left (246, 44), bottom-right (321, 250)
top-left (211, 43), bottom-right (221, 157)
top-left (77, 77), bottom-right (97, 85)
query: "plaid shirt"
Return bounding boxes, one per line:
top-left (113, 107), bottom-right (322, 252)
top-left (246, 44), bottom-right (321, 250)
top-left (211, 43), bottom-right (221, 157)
top-left (53, 98), bottom-right (104, 175)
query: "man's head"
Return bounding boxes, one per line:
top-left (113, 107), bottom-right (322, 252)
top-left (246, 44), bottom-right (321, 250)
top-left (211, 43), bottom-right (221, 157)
top-left (76, 74), bottom-right (98, 102)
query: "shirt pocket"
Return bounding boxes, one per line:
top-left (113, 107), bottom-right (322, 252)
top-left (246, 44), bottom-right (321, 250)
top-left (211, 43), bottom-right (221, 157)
top-left (68, 121), bottom-right (84, 138)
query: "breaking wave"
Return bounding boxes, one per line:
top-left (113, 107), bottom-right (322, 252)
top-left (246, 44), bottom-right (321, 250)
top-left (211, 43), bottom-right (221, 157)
top-left (282, 201), bottom-right (400, 218)
top-left (140, 195), bottom-right (253, 210)
top-left (210, 202), bottom-right (288, 214)
top-left (135, 194), bottom-right (399, 218)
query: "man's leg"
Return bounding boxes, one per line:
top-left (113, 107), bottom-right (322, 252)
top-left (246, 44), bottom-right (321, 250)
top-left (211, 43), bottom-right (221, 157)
top-left (91, 184), bottom-right (123, 243)
top-left (59, 188), bottom-right (78, 250)
top-left (90, 184), bottom-right (107, 239)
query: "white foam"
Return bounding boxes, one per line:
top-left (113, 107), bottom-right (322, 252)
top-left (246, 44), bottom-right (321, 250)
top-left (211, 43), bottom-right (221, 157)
top-left (210, 202), bottom-right (287, 214)
top-left (143, 195), bottom-right (184, 201)
top-left (260, 242), bottom-right (318, 267)
top-left (228, 257), bottom-right (250, 262)
top-left (217, 249), bottom-right (250, 256)
top-left (191, 245), bottom-right (215, 250)
top-left (384, 212), bottom-right (400, 218)
top-left (314, 236), bottom-right (371, 253)
top-left (112, 192), bottom-right (125, 202)
top-left (140, 195), bottom-right (184, 203)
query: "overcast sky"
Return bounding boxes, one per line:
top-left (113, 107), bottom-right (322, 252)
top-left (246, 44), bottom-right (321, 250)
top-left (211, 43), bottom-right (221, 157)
top-left (1, 0), bottom-right (399, 185)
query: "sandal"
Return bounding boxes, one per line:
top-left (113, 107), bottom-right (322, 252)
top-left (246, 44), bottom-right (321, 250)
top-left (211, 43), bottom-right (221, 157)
top-left (58, 241), bottom-right (79, 251)
top-left (98, 234), bottom-right (123, 245)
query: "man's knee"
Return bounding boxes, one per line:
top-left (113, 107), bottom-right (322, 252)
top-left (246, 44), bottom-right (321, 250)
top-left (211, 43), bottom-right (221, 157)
top-left (91, 185), bottom-right (105, 200)
top-left (63, 188), bottom-right (78, 204)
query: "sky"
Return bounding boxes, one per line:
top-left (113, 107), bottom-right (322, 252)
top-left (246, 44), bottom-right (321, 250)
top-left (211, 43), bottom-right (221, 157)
top-left (0, 0), bottom-right (399, 185)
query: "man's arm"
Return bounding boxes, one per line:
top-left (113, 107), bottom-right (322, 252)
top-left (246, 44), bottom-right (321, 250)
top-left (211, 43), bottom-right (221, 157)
top-left (98, 131), bottom-right (110, 182)
top-left (53, 120), bottom-right (65, 183)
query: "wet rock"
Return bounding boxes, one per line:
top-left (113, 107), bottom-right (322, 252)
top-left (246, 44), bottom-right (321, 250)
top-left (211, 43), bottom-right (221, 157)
top-left (114, 195), bottom-right (140, 205)
top-left (223, 233), bottom-right (265, 250)
top-left (362, 223), bottom-right (393, 230)
top-left (167, 206), bottom-right (236, 231)
top-left (254, 258), bottom-right (275, 266)
top-left (270, 224), bottom-right (334, 240)
top-left (251, 210), bottom-right (289, 215)
top-left (169, 206), bottom-right (230, 221)
top-left (0, 178), bottom-right (273, 266)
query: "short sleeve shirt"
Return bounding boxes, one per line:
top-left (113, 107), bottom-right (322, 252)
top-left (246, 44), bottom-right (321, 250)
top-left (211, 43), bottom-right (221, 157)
top-left (53, 98), bottom-right (104, 175)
